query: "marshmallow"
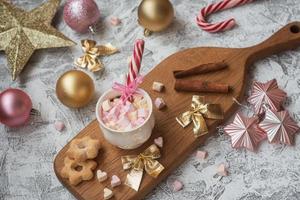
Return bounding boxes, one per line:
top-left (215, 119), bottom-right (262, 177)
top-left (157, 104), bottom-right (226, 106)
top-left (104, 188), bottom-right (113, 200)
top-left (111, 175), bottom-right (121, 188)
top-left (127, 111), bottom-right (138, 122)
top-left (107, 106), bottom-right (120, 120)
top-left (101, 95), bottom-right (149, 131)
top-left (133, 118), bottom-right (145, 126)
top-left (97, 170), bottom-right (108, 182)
top-left (155, 97), bottom-right (166, 110)
top-left (110, 16), bottom-right (121, 26)
top-left (106, 121), bottom-right (118, 130)
top-left (154, 137), bottom-right (163, 148)
top-left (113, 98), bottom-right (120, 105)
top-left (102, 100), bottom-right (112, 112)
top-left (217, 163), bottom-right (228, 177)
top-left (117, 115), bottom-right (131, 128)
top-left (172, 180), bottom-right (183, 192)
top-left (54, 121), bottom-right (65, 132)
top-left (123, 123), bottom-right (133, 131)
top-left (152, 81), bottom-right (164, 92)
top-left (138, 108), bottom-right (148, 118)
top-left (196, 150), bottom-right (207, 160)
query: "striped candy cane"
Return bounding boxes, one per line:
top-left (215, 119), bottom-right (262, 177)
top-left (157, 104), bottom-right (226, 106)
top-left (196, 0), bottom-right (253, 33)
top-left (126, 39), bottom-right (145, 85)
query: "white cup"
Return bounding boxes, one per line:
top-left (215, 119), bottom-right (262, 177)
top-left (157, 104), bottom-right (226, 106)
top-left (96, 89), bottom-right (155, 149)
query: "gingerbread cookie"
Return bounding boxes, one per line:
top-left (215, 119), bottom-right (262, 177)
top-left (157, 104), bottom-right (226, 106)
top-left (61, 157), bottom-right (97, 185)
top-left (67, 136), bottom-right (101, 162)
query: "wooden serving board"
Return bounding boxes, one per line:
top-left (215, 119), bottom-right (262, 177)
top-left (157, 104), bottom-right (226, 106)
top-left (54, 22), bottom-right (300, 200)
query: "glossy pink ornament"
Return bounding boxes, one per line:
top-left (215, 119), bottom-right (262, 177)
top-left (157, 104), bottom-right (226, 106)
top-left (63, 0), bottom-right (100, 33)
top-left (0, 88), bottom-right (32, 127)
top-left (248, 79), bottom-right (287, 114)
top-left (259, 108), bottom-right (300, 145)
top-left (224, 113), bottom-right (266, 152)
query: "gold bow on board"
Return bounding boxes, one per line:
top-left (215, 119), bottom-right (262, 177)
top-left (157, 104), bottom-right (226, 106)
top-left (121, 144), bottom-right (164, 191)
top-left (75, 40), bottom-right (118, 72)
top-left (176, 95), bottom-right (223, 137)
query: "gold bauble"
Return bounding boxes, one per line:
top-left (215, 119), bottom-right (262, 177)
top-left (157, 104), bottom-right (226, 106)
top-left (138, 0), bottom-right (174, 34)
top-left (56, 70), bottom-right (95, 108)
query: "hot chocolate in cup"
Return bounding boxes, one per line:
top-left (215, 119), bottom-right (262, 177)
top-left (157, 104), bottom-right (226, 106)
top-left (96, 89), bottom-right (155, 150)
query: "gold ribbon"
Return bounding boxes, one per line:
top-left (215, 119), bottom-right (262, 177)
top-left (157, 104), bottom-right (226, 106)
top-left (75, 39), bottom-right (118, 72)
top-left (121, 144), bottom-right (164, 191)
top-left (176, 95), bottom-right (223, 137)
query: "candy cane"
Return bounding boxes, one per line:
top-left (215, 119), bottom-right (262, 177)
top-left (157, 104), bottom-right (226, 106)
top-left (196, 0), bottom-right (253, 33)
top-left (127, 39), bottom-right (145, 85)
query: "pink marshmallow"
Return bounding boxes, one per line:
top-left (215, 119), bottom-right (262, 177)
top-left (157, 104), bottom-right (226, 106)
top-left (154, 97), bottom-right (166, 110)
top-left (107, 106), bottom-right (120, 120)
top-left (121, 102), bottom-right (134, 113)
top-left (137, 108), bottom-right (148, 118)
top-left (195, 151), bottom-right (207, 160)
top-left (110, 17), bottom-right (121, 26)
top-left (133, 118), bottom-right (145, 127)
top-left (117, 116), bottom-right (131, 128)
top-left (54, 121), bottom-right (65, 132)
top-left (172, 180), bottom-right (183, 192)
top-left (217, 163), bottom-right (228, 177)
top-left (154, 137), bottom-right (163, 148)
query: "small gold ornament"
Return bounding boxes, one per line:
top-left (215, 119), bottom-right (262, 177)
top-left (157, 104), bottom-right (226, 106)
top-left (0, 0), bottom-right (76, 80)
top-left (138, 0), bottom-right (174, 36)
top-left (75, 40), bottom-right (118, 72)
top-left (56, 70), bottom-right (94, 108)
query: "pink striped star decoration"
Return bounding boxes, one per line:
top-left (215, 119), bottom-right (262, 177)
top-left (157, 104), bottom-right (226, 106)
top-left (259, 108), bottom-right (300, 145)
top-left (224, 113), bottom-right (266, 152)
top-left (248, 79), bottom-right (287, 114)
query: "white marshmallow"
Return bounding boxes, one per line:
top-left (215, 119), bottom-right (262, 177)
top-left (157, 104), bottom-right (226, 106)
top-left (152, 81), bottom-right (164, 92)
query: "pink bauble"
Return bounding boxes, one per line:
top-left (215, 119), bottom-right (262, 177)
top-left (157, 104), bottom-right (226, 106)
top-left (0, 88), bottom-right (32, 127)
top-left (63, 0), bottom-right (101, 33)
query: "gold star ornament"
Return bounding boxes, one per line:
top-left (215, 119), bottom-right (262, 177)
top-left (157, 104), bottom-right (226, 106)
top-left (0, 0), bottom-right (76, 80)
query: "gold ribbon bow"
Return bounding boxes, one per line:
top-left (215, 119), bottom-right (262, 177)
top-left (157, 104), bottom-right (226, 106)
top-left (176, 95), bottom-right (223, 137)
top-left (121, 144), bottom-right (164, 191)
top-left (75, 39), bottom-right (118, 72)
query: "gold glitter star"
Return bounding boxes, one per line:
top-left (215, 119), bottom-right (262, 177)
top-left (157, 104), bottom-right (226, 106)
top-left (0, 0), bottom-right (76, 80)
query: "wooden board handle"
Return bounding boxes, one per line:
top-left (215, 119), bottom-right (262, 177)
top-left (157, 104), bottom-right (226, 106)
top-left (246, 21), bottom-right (300, 63)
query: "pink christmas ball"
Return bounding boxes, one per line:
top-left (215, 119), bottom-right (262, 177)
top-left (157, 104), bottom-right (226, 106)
top-left (0, 88), bottom-right (32, 127)
top-left (63, 0), bottom-right (101, 33)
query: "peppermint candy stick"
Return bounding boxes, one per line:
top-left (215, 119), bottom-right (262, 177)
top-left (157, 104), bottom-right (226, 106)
top-left (127, 39), bottom-right (145, 85)
top-left (196, 0), bottom-right (253, 33)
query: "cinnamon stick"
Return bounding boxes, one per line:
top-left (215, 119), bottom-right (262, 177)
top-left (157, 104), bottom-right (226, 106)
top-left (173, 62), bottom-right (228, 78)
top-left (175, 79), bottom-right (229, 93)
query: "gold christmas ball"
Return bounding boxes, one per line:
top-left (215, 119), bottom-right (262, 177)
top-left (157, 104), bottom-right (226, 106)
top-left (138, 0), bottom-right (174, 33)
top-left (56, 70), bottom-right (95, 108)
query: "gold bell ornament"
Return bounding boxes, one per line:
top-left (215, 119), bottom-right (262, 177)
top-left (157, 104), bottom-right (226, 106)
top-left (56, 70), bottom-right (95, 108)
top-left (138, 0), bottom-right (174, 36)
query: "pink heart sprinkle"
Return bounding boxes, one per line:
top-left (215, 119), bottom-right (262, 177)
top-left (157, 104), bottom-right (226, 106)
top-left (154, 137), bottom-right (163, 148)
top-left (111, 175), bottom-right (121, 188)
top-left (54, 121), bottom-right (65, 132)
top-left (172, 180), bottom-right (183, 192)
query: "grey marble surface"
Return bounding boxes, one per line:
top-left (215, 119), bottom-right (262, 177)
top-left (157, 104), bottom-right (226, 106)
top-left (1, 0), bottom-right (300, 199)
